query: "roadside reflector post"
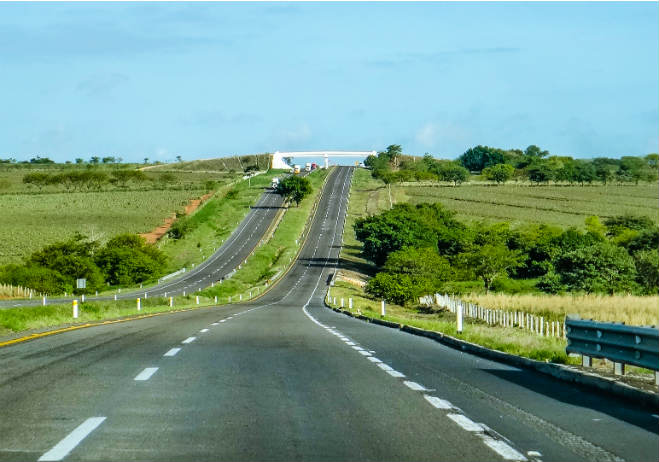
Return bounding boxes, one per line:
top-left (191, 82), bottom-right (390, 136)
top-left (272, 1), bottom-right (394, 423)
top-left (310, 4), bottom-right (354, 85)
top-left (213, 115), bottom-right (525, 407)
top-left (195, 296), bottom-right (199, 305)
top-left (95, 291), bottom-right (98, 296)
top-left (42, 296), bottom-right (46, 306)
top-left (114, 294), bottom-right (117, 301)
top-left (540, 317), bottom-right (544, 336)
top-left (164, 292), bottom-right (167, 298)
top-left (582, 354), bottom-right (592, 367)
top-left (81, 294), bottom-right (85, 303)
top-left (457, 302), bottom-right (463, 334)
top-left (239, 294), bottom-right (242, 301)
top-left (381, 300), bottom-right (386, 317)
top-left (614, 362), bottom-right (625, 376)
top-left (349, 298), bottom-right (353, 309)
top-left (229, 296), bottom-right (232, 303)
top-left (169, 297), bottom-right (173, 307)
top-left (137, 298), bottom-right (141, 311)
top-left (183, 290), bottom-right (186, 297)
top-left (72, 299), bottom-right (79, 319)
top-left (144, 292), bottom-right (148, 299)
top-left (214, 296), bottom-right (218, 304)
top-left (340, 298), bottom-right (344, 308)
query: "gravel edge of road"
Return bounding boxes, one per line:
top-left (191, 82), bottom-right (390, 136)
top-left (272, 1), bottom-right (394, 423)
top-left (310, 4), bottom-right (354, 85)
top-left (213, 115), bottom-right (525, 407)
top-left (326, 304), bottom-right (659, 409)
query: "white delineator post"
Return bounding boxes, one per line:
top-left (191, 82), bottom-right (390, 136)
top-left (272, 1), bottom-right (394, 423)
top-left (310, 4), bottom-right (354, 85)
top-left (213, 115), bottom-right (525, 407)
top-left (169, 297), bottom-right (174, 307)
top-left (381, 300), bottom-right (386, 317)
top-left (349, 298), bottom-right (353, 309)
top-left (137, 298), bottom-right (141, 311)
top-left (195, 296), bottom-right (199, 305)
top-left (72, 299), bottom-right (79, 319)
top-left (457, 302), bottom-right (463, 334)
top-left (42, 296), bottom-right (46, 306)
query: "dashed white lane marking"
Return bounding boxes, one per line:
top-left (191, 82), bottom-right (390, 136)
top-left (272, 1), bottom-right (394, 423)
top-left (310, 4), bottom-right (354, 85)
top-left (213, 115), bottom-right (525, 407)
top-left (163, 348), bottom-right (181, 357)
top-left (211, 322), bottom-right (219, 326)
top-left (403, 381), bottom-right (429, 391)
top-left (367, 356), bottom-right (383, 363)
top-left (200, 328), bottom-right (209, 333)
top-left (527, 451), bottom-right (542, 457)
top-left (38, 417), bottom-right (106, 461)
top-left (447, 413), bottom-right (484, 432)
top-left (220, 319), bottom-right (226, 323)
top-left (351, 345), bottom-right (364, 351)
top-left (345, 341), bottom-right (356, 346)
top-left (651, 414), bottom-right (659, 419)
top-left (182, 337), bottom-right (196, 344)
top-left (424, 395), bottom-right (453, 410)
top-left (482, 435), bottom-right (528, 461)
top-left (377, 363), bottom-right (393, 371)
top-left (386, 370), bottom-right (405, 378)
top-left (358, 350), bottom-right (372, 356)
top-left (134, 367), bottom-right (159, 381)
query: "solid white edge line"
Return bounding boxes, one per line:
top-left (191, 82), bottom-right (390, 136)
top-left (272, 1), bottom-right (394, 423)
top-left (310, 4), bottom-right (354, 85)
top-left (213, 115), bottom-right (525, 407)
top-left (424, 395), bottom-right (453, 410)
top-left (481, 435), bottom-right (528, 461)
top-left (38, 417), bottom-right (106, 461)
top-left (163, 348), bottom-right (181, 357)
top-left (182, 336), bottom-right (196, 344)
top-left (403, 380), bottom-right (427, 391)
top-left (134, 367), bottom-right (159, 381)
top-left (386, 370), bottom-right (405, 378)
top-left (447, 413), bottom-right (484, 432)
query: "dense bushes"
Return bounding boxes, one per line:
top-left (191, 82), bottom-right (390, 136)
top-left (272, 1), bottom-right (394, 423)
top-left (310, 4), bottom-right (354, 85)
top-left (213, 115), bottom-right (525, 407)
top-left (356, 202), bottom-right (658, 304)
top-left (0, 233), bottom-right (167, 294)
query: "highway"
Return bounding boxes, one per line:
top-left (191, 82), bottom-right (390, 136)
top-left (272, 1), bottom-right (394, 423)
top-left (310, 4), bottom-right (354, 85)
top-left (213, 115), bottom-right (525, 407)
top-left (0, 166), bottom-right (657, 461)
top-left (0, 182), bottom-right (286, 308)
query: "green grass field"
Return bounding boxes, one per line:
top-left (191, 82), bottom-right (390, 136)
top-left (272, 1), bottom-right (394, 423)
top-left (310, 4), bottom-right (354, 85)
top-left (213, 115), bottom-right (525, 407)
top-left (0, 189), bottom-right (219, 265)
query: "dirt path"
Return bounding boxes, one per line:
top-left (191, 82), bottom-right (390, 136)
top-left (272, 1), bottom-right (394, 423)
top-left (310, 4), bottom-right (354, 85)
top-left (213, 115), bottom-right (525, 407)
top-left (140, 192), bottom-right (214, 244)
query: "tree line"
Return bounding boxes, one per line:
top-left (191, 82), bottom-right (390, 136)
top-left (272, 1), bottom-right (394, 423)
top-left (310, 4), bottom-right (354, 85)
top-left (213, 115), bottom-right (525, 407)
top-left (364, 144), bottom-right (658, 186)
top-left (0, 234), bottom-right (168, 295)
top-left (354, 203), bottom-right (658, 305)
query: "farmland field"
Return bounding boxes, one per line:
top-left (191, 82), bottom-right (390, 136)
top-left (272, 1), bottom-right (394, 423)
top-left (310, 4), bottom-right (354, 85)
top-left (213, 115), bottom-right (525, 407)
top-left (0, 189), bottom-right (215, 265)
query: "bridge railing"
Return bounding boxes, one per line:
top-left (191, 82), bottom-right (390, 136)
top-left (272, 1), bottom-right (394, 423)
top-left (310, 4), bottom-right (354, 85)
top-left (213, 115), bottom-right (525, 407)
top-left (565, 316), bottom-right (659, 384)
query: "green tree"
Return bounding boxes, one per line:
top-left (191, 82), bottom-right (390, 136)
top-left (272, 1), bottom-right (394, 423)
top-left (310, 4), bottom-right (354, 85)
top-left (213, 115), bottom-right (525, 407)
top-left (482, 163), bottom-right (515, 184)
top-left (96, 234), bottom-right (167, 286)
top-left (544, 241), bottom-right (637, 294)
top-left (459, 244), bottom-right (521, 292)
top-left (458, 145), bottom-right (506, 172)
top-left (634, 249), bottom-right (659, 294)
top-left (275, 175), bottom-right (312, 206)
top-left (27, 234), bottom-right (104, 294)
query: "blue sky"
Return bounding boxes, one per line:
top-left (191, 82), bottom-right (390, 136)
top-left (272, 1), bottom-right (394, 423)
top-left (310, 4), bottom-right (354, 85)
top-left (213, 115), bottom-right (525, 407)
top-left (1, 2), bottom-right (657, 163)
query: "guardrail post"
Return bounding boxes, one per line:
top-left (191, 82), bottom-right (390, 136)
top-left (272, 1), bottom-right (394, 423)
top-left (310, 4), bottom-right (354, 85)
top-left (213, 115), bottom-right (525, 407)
top-left (582, 355), bottom-right (592, 367)
top-left (137, 298), bottom-right (141, 311)
top-left (457, 302), bottom-right (463, 334)
top-left (614, 362), bottom-right (625, 376)
top-left (72, 300), bottom-right (79, 319)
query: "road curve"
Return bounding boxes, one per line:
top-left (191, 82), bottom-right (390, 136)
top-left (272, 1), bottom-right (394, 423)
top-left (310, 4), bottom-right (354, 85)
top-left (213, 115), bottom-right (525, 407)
top-left (0, 166), bottom-right (656, 462)
top-left (1, 179), bottom-right (288, 309)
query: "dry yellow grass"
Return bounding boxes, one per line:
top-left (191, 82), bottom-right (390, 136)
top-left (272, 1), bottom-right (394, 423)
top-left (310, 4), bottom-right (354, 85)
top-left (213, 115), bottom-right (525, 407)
top-left (463, 293), bottom-right (659, 326)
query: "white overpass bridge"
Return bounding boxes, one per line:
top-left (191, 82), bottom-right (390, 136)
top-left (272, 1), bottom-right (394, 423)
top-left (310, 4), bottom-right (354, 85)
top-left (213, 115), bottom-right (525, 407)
top-left (271, 151), bottom-right (376, 170)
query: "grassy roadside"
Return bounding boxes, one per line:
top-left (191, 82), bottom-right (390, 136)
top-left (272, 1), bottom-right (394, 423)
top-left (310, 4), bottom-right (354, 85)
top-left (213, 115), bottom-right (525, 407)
top-left (157, 171), bottom-right (284, 273)
top-left (199, 168), bottom-right (330, 301)
top-left (326, 281), bottom-right (571, 363)
top-left (0, 168), bottom-right (330, 337)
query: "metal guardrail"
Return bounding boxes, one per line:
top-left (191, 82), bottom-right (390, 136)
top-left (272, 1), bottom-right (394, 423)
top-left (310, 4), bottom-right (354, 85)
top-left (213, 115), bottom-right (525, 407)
top-left (565, 316), bottom-right (659, 384)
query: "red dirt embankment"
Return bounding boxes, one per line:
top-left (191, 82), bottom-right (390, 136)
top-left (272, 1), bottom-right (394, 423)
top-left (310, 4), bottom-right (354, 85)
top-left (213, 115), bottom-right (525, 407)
top-left (140, 192), bottom-right (214, 244)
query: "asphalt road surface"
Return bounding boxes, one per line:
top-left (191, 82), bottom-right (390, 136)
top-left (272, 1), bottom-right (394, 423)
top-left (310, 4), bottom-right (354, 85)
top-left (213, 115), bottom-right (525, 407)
top-left (0, 166), bottom-right (657, 462)
top-left (0, 180), bottom-right (287, 309)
